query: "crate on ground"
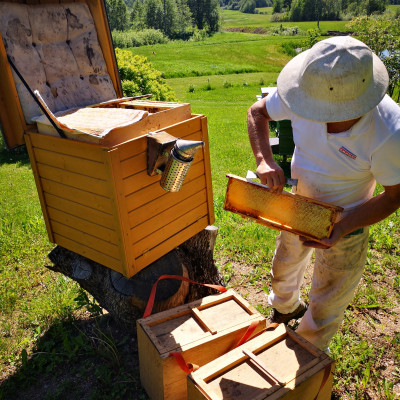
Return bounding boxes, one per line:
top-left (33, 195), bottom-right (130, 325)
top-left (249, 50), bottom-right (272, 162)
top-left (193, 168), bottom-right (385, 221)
top-left (137, 289), bottom-right (266, 400)
top-left (187, 323), bottom-right (335, 400)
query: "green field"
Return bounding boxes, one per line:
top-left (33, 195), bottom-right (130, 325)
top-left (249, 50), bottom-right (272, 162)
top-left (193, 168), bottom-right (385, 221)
top-left (1, 10), bottom-right (400, 400)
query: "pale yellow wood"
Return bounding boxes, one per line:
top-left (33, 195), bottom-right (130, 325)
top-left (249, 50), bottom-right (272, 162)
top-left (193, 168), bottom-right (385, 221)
top-left (132, 203), bottom-right (208, 253)
top-left (44, 193), bottom-right (115, 228)
top-left (137, 323), bottom-right (165, 400)
top-left (24, 134), bottom-right (54, 242)
top-left (192, 307), bottom-right (217, 335)
top-left (37, 163), bottom-right (111, 197)
top-left (47, 207), bottom-right (118, 244)
top-left (128, 175), bottom-right (206, 228)
top-left (187, 325), bottom-right (334, 400)
top-left (137, 290), bottom-right (266, 400)
top-left (130, 191), bottom-right (207, 240)
top-left (50, 221), bottom-right (120, 259)
top-left (162, 114), bottom-right (202, 139)
top-left (41, 178), bottom-right (113, 214)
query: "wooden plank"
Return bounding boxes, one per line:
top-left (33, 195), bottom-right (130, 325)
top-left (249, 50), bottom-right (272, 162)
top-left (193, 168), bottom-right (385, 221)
top-left (124, 160), bottom-right (205, 210)
top-left (41, 178), bottom-right (113, 214)
top-left (0, 33), bottom-right (26, 147)
top-left (192, 307), bottom-right (217, 335)
top-left (132, 203), bottom-right (208, 253)
top-left (34, 147), bottom-right (107, 180)
top-left (52, 233), bottom-right (122, 272)
top-left (105, 148), bottom-right (132, 277)
top-left (115, 115), bottom-right (203, 161)
top-left (51, 220), bottom-right (120, 259)
top-left (201, 117), bottom-right (215, 225)
top-left (37, 163), bottom-right (111, 197)
top-left (85, 0), bottom-right (123, 98)
top-left (24, 134), bottom-right (54, 242)
top-left (130, 191), bottom-right (207, 240)
top-left (44, 192), bottom-right (115, 228)
top-left (128, 175), bottom-right (206, 228)
top-left (29, 132), bottom-right (106, 162)
top-left (134, 216), bottom-right (209, 272)
top-left (47, 207), bottom-right (118, 244)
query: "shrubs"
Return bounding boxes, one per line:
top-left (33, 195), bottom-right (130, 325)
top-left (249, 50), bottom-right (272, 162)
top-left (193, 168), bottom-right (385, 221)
top-left (112, 29), bottom-right (168, 49)
top-left (115, 48), bottom-right (176, 101)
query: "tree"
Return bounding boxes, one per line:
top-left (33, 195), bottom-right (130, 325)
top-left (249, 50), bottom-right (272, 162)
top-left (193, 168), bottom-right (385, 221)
top-left (240, 0), bottom-right (256, 12)
top-left (273, 0), bottom-right (283, 13)
top-left (105, 0), bottom-right (129, 31)
top-left (188, 0), bottom-right (220, 31)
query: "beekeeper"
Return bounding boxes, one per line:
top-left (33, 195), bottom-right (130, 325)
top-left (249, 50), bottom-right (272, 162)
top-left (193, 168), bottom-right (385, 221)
top-left (247, 36), bottom-right (400, 352)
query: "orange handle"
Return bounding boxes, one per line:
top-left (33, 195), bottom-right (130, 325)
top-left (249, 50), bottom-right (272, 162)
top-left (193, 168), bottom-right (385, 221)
top-left (169, 352), bottom-right (199, 374)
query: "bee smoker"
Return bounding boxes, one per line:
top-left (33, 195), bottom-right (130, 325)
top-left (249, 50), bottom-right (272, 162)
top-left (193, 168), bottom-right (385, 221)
top-left (160, 139), bottom-right (204, 192)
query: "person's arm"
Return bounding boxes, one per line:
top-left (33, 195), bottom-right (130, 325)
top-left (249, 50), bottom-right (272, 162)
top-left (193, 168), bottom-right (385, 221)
top-left (301, 183), bottom-right (400, 249)
top-left (247, 97), bottom-right (286, 192)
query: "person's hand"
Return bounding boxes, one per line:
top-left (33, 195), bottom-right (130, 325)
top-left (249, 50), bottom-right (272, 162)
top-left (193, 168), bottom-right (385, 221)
top-left (256, 160), bottom-right (285, 193)
top-left (299, 225), bottom-right (344, 249)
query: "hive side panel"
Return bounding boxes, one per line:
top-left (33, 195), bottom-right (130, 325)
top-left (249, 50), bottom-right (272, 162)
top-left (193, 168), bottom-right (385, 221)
top-left (27, 133), bottom-right (125, 272)
top-left (117, 116), bottom-right (212, 277)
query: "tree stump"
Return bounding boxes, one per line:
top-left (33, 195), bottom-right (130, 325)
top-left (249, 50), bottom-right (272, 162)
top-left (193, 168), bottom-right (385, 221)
top-left (47, 226), bottom-right (224, 328)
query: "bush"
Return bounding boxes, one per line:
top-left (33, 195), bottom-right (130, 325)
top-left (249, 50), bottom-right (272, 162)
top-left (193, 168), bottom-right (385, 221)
top-left (115, 48), bottom-right (176, 101)
top-left (112, 29), bottom-right (168, 48)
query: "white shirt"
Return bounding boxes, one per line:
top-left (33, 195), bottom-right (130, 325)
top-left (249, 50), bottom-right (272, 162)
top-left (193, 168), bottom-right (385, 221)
top-left (265, 88), bottom-right (400, 211)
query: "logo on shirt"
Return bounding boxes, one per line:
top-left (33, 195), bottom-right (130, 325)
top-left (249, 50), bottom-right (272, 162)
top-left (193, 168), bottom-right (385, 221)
top-left (339, 146), bottom-right (357, 159)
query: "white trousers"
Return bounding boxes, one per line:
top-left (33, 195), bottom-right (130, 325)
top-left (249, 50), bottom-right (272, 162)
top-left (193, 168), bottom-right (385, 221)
top-left (267, 228), bottom-right (369, 351)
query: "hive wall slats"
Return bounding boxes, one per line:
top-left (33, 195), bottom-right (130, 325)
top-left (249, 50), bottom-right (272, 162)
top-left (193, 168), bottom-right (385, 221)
top-left (133, 203), bottom-right (209, 255)
top-left (131, 191), bottom-right (207, 240)
top-left (47, 207), bottom-right (118, 244)
top-left (134, 216), bottom-right (209, 271)
top-left (52, 233), bottom-right (122, 271)
top-left (51, 221), bottom-right (121, 259)
top-left (41, 178), bottom-right (113, 214)
top-left (124, 160), bottom-right (205, 210)
top-left (37, 163), bottom-right (111, 197)
top-left (129, 175), bottom-right (206, 228)
top-left (33, 147), bottom-right (107, 180)
top-left (29, 132), bottom-right (106, 162)
top-left (44, 193), bottom-right (115, 228)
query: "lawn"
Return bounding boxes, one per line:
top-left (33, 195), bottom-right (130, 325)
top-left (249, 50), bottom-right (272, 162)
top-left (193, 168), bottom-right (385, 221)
top-left (1, 12), bottom-right (400, 400)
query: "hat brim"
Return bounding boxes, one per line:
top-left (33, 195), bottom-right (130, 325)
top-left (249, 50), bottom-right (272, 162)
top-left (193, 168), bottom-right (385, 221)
top-left (277, 49), bottom-right (389, 122)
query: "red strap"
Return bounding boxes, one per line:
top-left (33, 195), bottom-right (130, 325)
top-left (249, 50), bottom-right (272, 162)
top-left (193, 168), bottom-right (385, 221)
top-left (169, 352), bottom-right (199, 374)
top-left (143, 274), bottom-right (227, 318)
top-left (313, 363), bottom-right (332, 400)
top-left (232, 320), bottom-right (261, 349)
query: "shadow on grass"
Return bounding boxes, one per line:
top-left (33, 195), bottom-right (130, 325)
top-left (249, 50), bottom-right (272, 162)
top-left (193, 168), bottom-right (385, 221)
top-left (0, 314), bottom-right (148, 400)
top-left (0, 134), bottom-right (30, 167)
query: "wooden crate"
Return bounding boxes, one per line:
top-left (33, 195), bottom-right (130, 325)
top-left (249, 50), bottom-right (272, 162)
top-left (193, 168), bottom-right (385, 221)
top-left (0, 0), bottom-right (214, 277)
top-left (137, 289), bottom-right (267, 400)
top-left (223, 174), bottom-right (343, 243)
top-left (187, 323), bottom-right (335, 400)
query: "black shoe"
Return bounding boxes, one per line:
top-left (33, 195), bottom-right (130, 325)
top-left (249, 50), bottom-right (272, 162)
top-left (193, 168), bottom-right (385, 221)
top-left (269, 301), bottom-right (308, 325)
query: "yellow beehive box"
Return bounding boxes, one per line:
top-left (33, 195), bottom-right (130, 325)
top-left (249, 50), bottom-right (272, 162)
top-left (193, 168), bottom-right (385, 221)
top-left (0, 0), bottom-right (214, 278)
top-left (224, 174), bottom-right (343, 243)
top-left (187, 323), bottom-right (335, 400)
top-left (137, 289), bottom-right (267, 400)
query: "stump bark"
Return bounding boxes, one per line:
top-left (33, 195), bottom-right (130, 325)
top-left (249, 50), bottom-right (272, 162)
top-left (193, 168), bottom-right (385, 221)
top-left (47, 226), bottom-right (224, 328)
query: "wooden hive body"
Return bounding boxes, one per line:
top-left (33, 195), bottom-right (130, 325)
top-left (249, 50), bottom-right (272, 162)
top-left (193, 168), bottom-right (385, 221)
top-left (0, 0), bottom-right (214, 278)
top-left (224, 174), bottom-right (343, 242)
top-left (187, 324), bottom-right (335, 400)
top-left (137, 290), bottom-right (266, 400)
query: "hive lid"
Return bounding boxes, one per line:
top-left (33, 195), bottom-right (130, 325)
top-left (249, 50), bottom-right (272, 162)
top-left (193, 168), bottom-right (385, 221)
top-left (0, 0), bottom-right (123, 148)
